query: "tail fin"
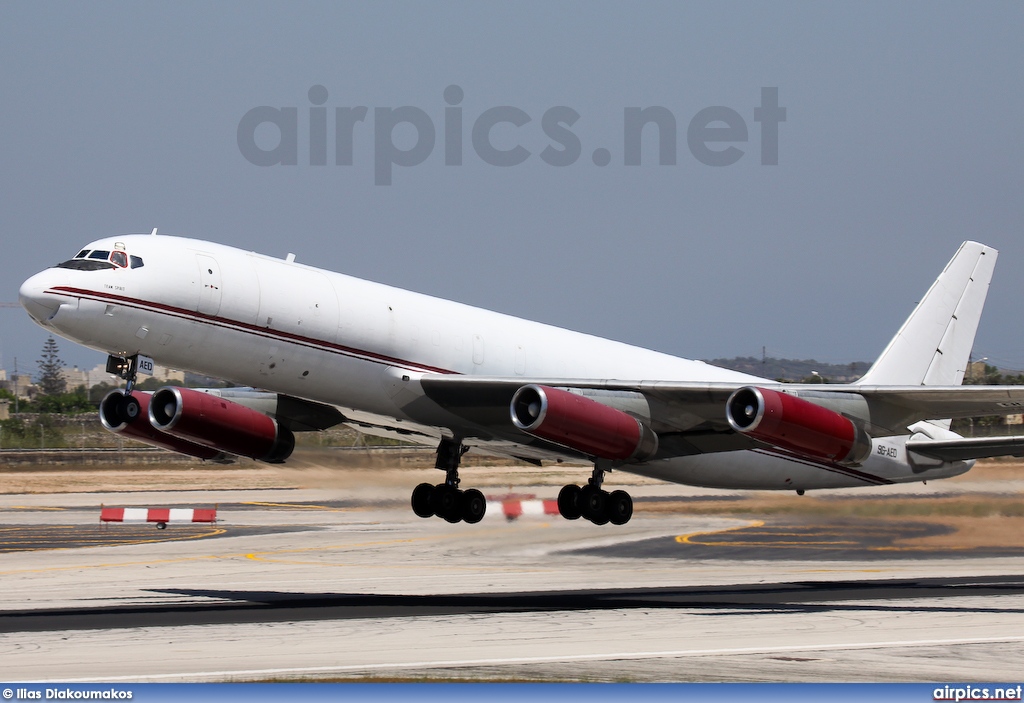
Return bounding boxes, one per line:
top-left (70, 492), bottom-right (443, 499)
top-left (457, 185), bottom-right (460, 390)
top-left (856, 241), bottom-right (997, 387)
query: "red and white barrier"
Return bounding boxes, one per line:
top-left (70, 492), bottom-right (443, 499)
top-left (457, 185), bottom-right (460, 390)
top-left (100, 507), bottom-right (217, 526)
top-left (488, 499), bottom-right (559, 520)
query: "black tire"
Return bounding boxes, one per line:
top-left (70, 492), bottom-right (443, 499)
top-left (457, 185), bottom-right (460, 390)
top-left (432, 484), bottom-right (462, 523)
top-left (442, 498), bottom-right (463, 523)
top-left (580, 486), bottom-right (607, 524)
top-left (557, 484), bottom-right (582, 520)
top-left (411, 482), bottom-right (435, 518)
top-left (120, 395), bottom-right (141, 423)
top-left (607, 490), bottom-right (633, 525)
top-left (461, 488), bottom-right (486, 524)
top-left (155, 522), bottom-right (167, 530)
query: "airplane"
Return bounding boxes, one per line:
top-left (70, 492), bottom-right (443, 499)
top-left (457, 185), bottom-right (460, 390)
top-left (18, 233), bottom-right (1024, 526)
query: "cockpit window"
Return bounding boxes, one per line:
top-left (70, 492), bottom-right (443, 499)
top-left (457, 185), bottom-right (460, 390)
top-left (56, 258), bottom-right (115, 271)
top-left (56, 245), bottom-right (141, 271)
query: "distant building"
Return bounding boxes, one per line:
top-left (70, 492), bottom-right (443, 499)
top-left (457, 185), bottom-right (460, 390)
top-left (967, 360), bottom-right (990, 381)
top-left (84, 363), bottom-right (119, 389)
top-left (78, 362), bottom-right (186, 389)
top-left (8, 374), bottom-right (36, 401)
top-left (153, 365), bottom-right (186, 384)
top-left (0, 362), bottom-right (186, 396)
top-left (61, 366), bottom-right (90, 390)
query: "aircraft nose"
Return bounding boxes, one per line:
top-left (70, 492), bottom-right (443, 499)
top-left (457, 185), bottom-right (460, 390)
top-left (19, 271), bottom-right (62, 323)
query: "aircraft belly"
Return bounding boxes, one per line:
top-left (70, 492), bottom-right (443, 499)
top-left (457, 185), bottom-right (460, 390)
top-left (624, 442), bottom-right (972, 491)
top-left (624, 452), bottom-right (877, 490)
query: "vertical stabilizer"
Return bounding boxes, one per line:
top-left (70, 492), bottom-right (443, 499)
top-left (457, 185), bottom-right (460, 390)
top-left (856, 241), bottom-right (997, 387)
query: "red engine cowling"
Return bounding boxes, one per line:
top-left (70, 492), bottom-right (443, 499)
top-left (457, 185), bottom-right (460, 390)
top-left (99, 390), bottom-right (229, 461)
top-left (726, 386), bottom-right (871, 465)
top-left (510, 384), bottom-right (658, 461)
top-left (148, 386), bottom-right (295, 463)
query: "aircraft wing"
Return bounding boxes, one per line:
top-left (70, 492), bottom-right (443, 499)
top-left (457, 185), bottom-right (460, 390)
top-left (847, 385), bottom-right (1024, 422)
top-left (200, 388), bottom-right (347, 432)
top-left (417, 375), bottom-right (1024, 459)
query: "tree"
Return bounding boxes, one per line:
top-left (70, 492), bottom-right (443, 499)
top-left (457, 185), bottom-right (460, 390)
top-left (36, 336), bottom-right (67, 396)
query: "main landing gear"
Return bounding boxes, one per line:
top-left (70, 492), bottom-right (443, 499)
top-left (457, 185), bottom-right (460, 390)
top-left (106, 354), bottom-right (142, 424)
top-left (411, 438), bottom-right (486, 524)
top-left (556, 463), bottom-right (633, 525)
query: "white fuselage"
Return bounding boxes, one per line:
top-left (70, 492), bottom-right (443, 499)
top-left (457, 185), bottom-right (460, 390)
top-left (20, 234), bottom-right (971, 491)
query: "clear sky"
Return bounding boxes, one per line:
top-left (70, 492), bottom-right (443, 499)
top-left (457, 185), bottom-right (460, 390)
top-left (2, 1), bottom-right (1023, 376)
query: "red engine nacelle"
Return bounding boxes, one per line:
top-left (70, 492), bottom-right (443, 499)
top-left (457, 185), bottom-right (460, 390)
top-left (99, 390), bottom-right (229, 461)
top-left (726, 386), bottom-right (871, 465)
top-left (510, 384), bottom-right (658, 461)
top-left (148, 386), bottom-right (295, 463)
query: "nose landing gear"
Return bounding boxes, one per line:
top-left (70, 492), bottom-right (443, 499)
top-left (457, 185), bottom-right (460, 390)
top-left (410, 438), bottom-right (487, 524)
top-left (106, 354), bottom-right (144, 423)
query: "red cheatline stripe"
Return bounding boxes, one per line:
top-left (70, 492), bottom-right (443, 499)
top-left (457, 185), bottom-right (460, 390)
top-left (48, 286), bottom-right (458, 376)
top-left (49, 288), bottom-right (898, 489)
top-left (753, 448), bottom-right (893, 485)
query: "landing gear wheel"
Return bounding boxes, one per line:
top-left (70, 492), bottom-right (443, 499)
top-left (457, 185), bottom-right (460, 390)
top-left (119, 395), bottom-right (141, 423)
top-left (432, 484), bottom-right (463, 523)
top-left (442, 495), bottom-right (463, 523)
top-left (557, 484), bottom-right (582, 520)
top-left (155, 522), bottom-right (167, 530)
top-left (411, 482), bottom-right (435, 518)
top-left (607, 490), bottom-right (633, 525)
top-left (580, 486), bottom-right (609, 525)
top-left (461, 488), bottom-right (486, 524)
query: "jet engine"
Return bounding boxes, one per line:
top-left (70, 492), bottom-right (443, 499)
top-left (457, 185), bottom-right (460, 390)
top-left (726, 386), bottom-right (871, 465)
top-left (99, 390), bottom-right (229, 461)
top-left (510, 384), bottom-right (658, 461)
top-left (148, 386), bottom-right (295, 463)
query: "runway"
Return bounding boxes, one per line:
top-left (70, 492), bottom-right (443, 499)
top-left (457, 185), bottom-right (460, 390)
top-left (2, 474), bottom-right (1024, 682)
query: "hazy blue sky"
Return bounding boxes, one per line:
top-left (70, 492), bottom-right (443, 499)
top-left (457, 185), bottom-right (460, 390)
top-left (2, 1), bottom-right (1023, 377)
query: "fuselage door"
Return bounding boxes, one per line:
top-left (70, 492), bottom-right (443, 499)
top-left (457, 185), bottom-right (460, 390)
top-left (196, 254), bottom-right (222, 317)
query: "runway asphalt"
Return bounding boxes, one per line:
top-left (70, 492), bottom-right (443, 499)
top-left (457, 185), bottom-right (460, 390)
top-left (2, 474), bottom-right (1024, 683)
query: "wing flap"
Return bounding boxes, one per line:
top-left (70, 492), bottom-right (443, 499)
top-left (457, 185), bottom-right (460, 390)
top-left (853, 385), bottom-right (1024, 422)
top-left (907, 435), bottom-right (1024, 461)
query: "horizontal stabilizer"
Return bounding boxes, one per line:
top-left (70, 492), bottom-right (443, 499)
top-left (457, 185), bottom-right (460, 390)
top-left (907, 435), bottom-right (1024, 462)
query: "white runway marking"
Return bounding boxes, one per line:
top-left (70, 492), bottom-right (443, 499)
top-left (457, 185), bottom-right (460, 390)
top-left (46, 634), bottom-right (1024, 683)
